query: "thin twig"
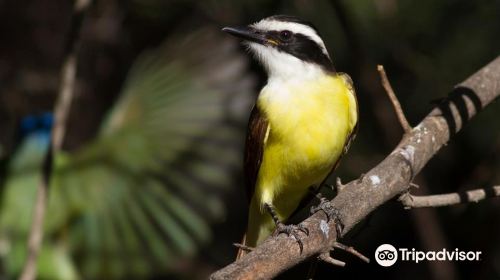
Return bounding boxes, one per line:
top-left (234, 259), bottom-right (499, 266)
top-left (318, 252), bottom-right (345, 267)
top-left (233, 243), bottom-right (253, 252)
top-left (333, 242), bottom-right (370, 263)
top-left (18, 162), bottom-right (51, 280)
top-left (377, 65), bottom-right (412, 133)
top-left (52, 54), bottom-right (77, 151)
top-left (18, 1), bottom-right (91, 280)
top-left (336, 177), bottom-right (345, 192)
top-left (399, 185), bottom-right (500, 209)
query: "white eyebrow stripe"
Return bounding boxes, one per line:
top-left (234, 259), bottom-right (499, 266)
top-left (251, 20), bottom-right (330, 57)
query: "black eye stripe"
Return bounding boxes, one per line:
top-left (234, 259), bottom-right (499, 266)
top-left (256, 15), bottom-right (334, 72)
top-left (266, 31), bottom-right (334, 72)
top-left (267, 30), bottom-right (293, 42)
top-left (267, 30), bottom-right (321, 47)
top-left (279, 30), bottom-right (292, 41)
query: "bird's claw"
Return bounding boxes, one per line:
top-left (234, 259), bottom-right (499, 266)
top-left (274, 223), bottom-right (309, 253)
top-left (310, 198), bottom-right (344, 237)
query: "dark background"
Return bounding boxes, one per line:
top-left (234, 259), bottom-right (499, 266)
top-left (0, 0), bottom-right (499, 279)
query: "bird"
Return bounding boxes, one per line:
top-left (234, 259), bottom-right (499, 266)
top-left (222, 15), bottom-right (358, 257)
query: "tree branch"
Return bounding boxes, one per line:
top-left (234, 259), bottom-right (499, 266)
top-left (377, 64), bottom-right (412, 133)
top-left (19, 1), bottom-right (91, 280)
top-left (210, 56), bottom-right (500, 280)
top-left (399, 185), bottom-right (500, 209)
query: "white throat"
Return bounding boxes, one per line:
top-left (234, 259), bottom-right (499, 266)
top-left (247, 42), bottom-right (325, 83)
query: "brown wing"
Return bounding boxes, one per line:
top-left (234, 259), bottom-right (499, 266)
top-left (320, 73), bottom-right (359, 186)
top-left (244, 105), bottom-right (269, 203)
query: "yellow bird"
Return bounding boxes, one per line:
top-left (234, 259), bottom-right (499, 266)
top-left (223, 15), bottom-right (358, 257)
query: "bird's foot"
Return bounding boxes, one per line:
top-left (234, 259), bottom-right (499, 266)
top-left (265, 203), bottom-right (309, 253)
top-left (273, 222), bottom-right (309, 253)
top-left (310, 197), bottom-right (344, 238)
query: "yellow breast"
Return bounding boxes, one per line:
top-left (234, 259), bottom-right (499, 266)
top-left (255, 74), bottom-right (357, 217)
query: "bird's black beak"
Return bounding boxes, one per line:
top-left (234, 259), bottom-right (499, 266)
top-left (222, 26), bottom-right (276, 46)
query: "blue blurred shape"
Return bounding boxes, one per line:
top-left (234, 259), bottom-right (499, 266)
top-left (20, 115), bottom-right (37, 135)
top-left (41, 112), bottom-right (54, 130)
top-left (20, 112), bottom-right (54, 135)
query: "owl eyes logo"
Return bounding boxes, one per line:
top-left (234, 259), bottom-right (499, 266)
top-left (375, 244), bottom-right (398, 267)
top-left (377, 250), bottom-right (396, 260)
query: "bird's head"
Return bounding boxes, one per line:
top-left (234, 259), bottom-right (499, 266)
top-left (223, 15), bottom-right (334, 81)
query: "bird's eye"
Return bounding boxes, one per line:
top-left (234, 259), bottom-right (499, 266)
top-left (279, 30), bottom-right (292, 41)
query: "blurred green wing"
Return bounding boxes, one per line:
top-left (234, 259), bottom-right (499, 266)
top-left (57, 27), bottom-right (254, 278)
top-left (0, 27), bottom-right (253, 279)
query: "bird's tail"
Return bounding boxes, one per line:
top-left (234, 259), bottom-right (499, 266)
top-left (236, 201), bottom-right (276, 260)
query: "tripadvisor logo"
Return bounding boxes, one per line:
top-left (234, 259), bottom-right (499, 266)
top-left (375, 244), bottom-right (482, 267)
top-left (375, 244), bottom-right (398, 267)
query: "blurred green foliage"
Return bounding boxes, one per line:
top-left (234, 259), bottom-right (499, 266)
top-left (0, 0), bottom-right (498, 279)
